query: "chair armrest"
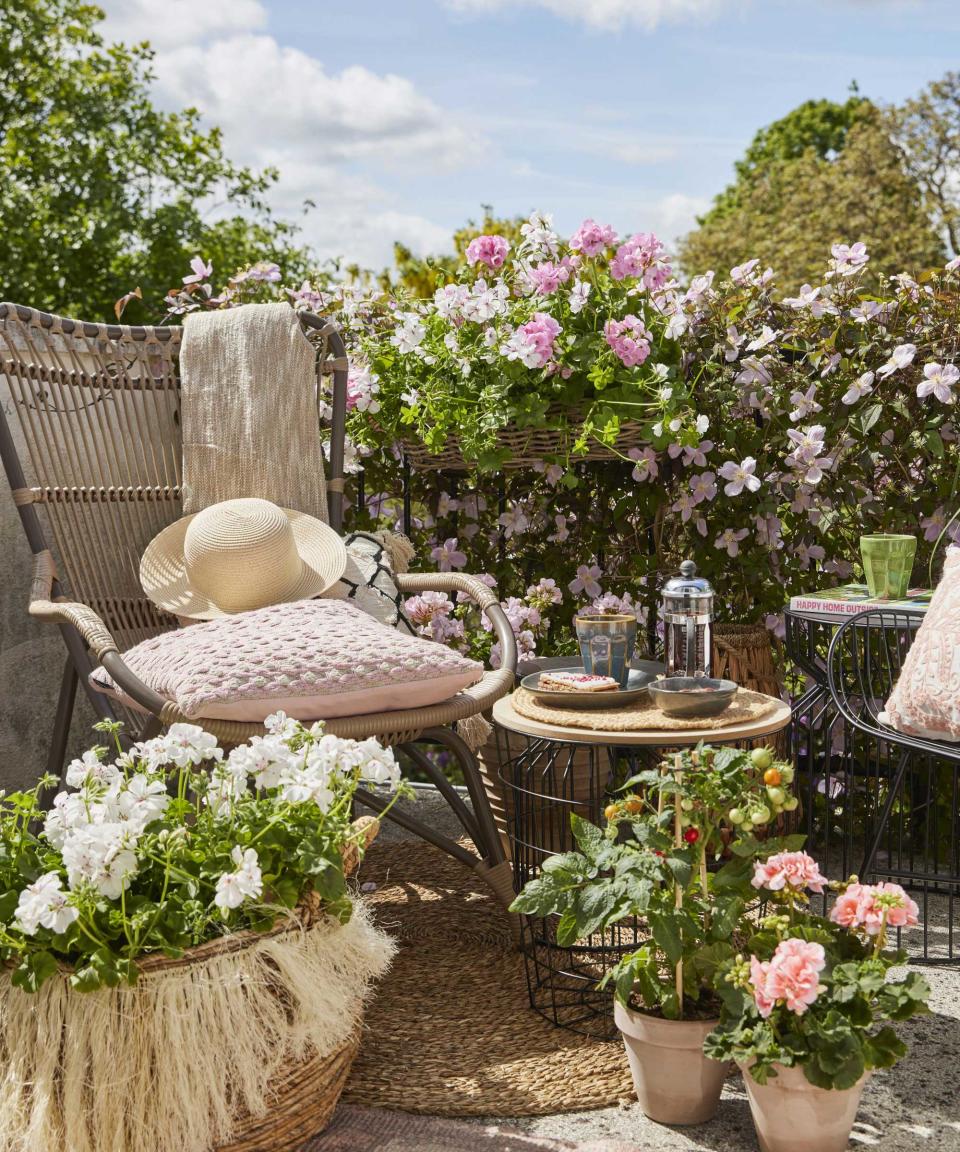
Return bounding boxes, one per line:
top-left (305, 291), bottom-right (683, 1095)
top-left (28, 550), bottom-right (170, 716)
top-left (395, 571), bottom-right (518, 675)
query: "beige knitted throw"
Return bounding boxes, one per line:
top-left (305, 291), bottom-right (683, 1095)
top-left (180, 302), bottom-right (329, 520)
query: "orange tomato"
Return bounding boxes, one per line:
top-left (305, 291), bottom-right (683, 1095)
top-left (763, 768), bottom-right (782, 787)
top-left (604, 804), bottom-right (619, 821)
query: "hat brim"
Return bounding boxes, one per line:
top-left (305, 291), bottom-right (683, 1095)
top-left (140, 508), bottom-right (348, 621)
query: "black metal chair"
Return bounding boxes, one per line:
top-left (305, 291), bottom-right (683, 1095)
top-left (827, 608), bottom-right (960, 955)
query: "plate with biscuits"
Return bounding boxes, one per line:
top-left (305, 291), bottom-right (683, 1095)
top-left (521, 666), bottom-right (655, 710)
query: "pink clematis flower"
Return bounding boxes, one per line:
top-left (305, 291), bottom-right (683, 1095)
top-left (718, 457), bottom-right (761, 497)
top-left (749, 939), bottom-right (826, 1018)
top-left (752, 851), bottom-right (828, 895)
top-left (183, 256), bottom-right (212, 285)
top-left (628, 446), bottom-right (659, 482)
top-left (430, 537), bottom-right (467, 572)
top-left (569, 564), bottom-right (603, 599)
top-left (715, 527), bottom-right (749, 557)
top-left (465, 234), bottom-right (510, 270)
top-left (917, 362), bottom-right (959, 404)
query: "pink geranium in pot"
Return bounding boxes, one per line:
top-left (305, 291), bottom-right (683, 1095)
top-left (705, 855), bottom-right (930, 1152)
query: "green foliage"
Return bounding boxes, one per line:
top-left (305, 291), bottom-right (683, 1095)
top-left (0, 0), bottom-right (310, 321)
top-left (678, 107), bottom-right (944, 292)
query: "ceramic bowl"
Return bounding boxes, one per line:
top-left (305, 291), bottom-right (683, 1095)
top-left (647, 676), bottom-right (738, 718)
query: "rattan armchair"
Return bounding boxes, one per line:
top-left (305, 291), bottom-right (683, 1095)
top-left (0, 302), bottom-right (517, 905)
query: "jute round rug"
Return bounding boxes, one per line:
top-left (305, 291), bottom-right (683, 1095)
top-left (343, 840), bottom-right (633, 1117)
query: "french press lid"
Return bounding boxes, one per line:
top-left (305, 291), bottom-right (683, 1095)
top-left (662, 560), bottom-right (713, 605)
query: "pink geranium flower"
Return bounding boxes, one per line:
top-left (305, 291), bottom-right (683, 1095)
top-left (503, 312), bottom-right (561, 369)
top-left (604, 314), bottom-right (651, 367)
top-left (609, 232), bottom-right (670, 290)
top-left (829, 882), bottom-right (919, 936)
top-left (570, 218), bottom-right (617, 256)
top-left (465, 234), bottom-right (510, 270)
top-left (529, 258), bottom-right (574, 296)
top-left (752, 851), bottom-right (828, 895)
top-left (749, 939), bottom-right (826, 1018)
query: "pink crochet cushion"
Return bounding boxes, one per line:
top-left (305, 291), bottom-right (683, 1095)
top-left (883, 546), bottom-right (960, 742)
top-left (89, 599), bottom-right (484, 722)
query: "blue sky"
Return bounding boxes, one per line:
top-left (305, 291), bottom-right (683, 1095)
top-left (100, 0), bottom-right (956, 270)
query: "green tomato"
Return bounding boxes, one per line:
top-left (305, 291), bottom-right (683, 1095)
top-left (681, 798), bottom-right (694, 812)
top-left (750, 805), bottom-right (771, 825)
top-left (750, 747), bottom-right (774, 771)
top-left (740, 821), bottom-right (754, 833)
top-left (727, 807), bottom-right (743, 825)
top-left (783, 796), bottom-right (800, 812)
top-left (766, 786), bottom-right (786, 806)
top-left (779, 766), bottom-right (795, 784)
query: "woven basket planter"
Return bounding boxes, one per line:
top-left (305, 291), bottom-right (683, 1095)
top-left (0, 819), bottom-right (394, 1152)
top-left (712, 623), bottom-right (785, 755)
top-left (400, 410), bottom-right (647, 471)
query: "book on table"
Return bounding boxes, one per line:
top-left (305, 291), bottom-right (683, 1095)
top-left (788, 583), bottom-right (933, 621)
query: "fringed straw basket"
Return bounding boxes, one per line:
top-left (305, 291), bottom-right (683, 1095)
top-left (0, 817), bottom-right (393, 1152)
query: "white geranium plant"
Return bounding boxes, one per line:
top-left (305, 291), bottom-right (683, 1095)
top-left (0, 715), bottom-right (406, 993)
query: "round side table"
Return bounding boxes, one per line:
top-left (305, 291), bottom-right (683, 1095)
top-left (492, 692), bottom-right (792, 1037)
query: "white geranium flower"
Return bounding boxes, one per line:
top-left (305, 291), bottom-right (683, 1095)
top-left (116, 773), bottom-right (169, 831)
top-left (568, 279), bottom-right (591, 314)
top-left (214, 847), bottom-right (263, 914)
top-left (61, 823), bottom-right (139, 899)
top-left (15, 872), bottom-right (79, 936)
top-left (160, 724), bottom-right (222, 769)
top-left (389, 311), bottom-right (426, 354)
top-left (356, 739), bottom-right (401, 787)
top-left (65, 749), bottom-right (120, 790)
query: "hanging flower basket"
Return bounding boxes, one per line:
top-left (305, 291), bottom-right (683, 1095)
top-left (400, 408), bottom-right (649, 472)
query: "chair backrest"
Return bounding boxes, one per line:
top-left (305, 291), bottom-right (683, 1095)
top-left (0, 302), bottom-right (348, 651)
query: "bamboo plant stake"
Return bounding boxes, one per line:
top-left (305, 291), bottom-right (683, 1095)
top-left (673, 752), bottom-right (683, 1018)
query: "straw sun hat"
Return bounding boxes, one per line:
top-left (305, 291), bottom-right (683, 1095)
top-left (140, 498), bottom-right (347, 621)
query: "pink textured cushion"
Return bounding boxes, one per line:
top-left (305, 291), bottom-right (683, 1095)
top-left (884, 546), bottom-right (960, 742)
top-left (89, 599), bottom-right (483, 722)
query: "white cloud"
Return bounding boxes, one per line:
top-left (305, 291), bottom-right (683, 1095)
top-left (95, 3), bottom-right (474, 268)
top-left (99, 0), bottom-right (267, 51)
top-left (444, 0), bottom-right (732, 31)
top-left (152, 36), bottom-right (476, 167)
top-left (645, 192), bottom-right (710, 245)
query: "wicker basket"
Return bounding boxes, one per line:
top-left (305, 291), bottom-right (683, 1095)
top-left (401, 410), bottom-right (647, 471)
top-left (0, 817), bottom-right (382, 1152)
top-left (712, 623), bottom-right (786, 756)
top-left (216, 1032), bottom-right (360, 1152)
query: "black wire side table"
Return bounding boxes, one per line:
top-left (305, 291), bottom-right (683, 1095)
top-left (785, 605), bottom-right (959, 961)
top-left (492, 693), bottom-right (793, 1038)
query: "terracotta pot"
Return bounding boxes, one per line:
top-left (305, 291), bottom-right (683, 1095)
top-left (739, 1060), bottom-right (870, 1152)
top-left (614, 1002), bottom-right (729, 1125)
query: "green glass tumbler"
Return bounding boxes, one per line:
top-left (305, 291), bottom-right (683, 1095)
top-left (859, 534), bottom-right (917, 599)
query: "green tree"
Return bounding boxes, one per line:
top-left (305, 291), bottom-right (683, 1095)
top-left (701, 95), bottom-right (869, 224)
top-left (893, 71), bottom-right (960, 257)
top-left (0, 0), bottom-right (310, 322)
top-left (678, 106), bottom-right (944, 290)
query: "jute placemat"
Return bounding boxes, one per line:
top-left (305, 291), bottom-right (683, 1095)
top-left (344, 841), bottom-right (633, 1116)
top-left (511, 687), bottom-right (778, 733)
